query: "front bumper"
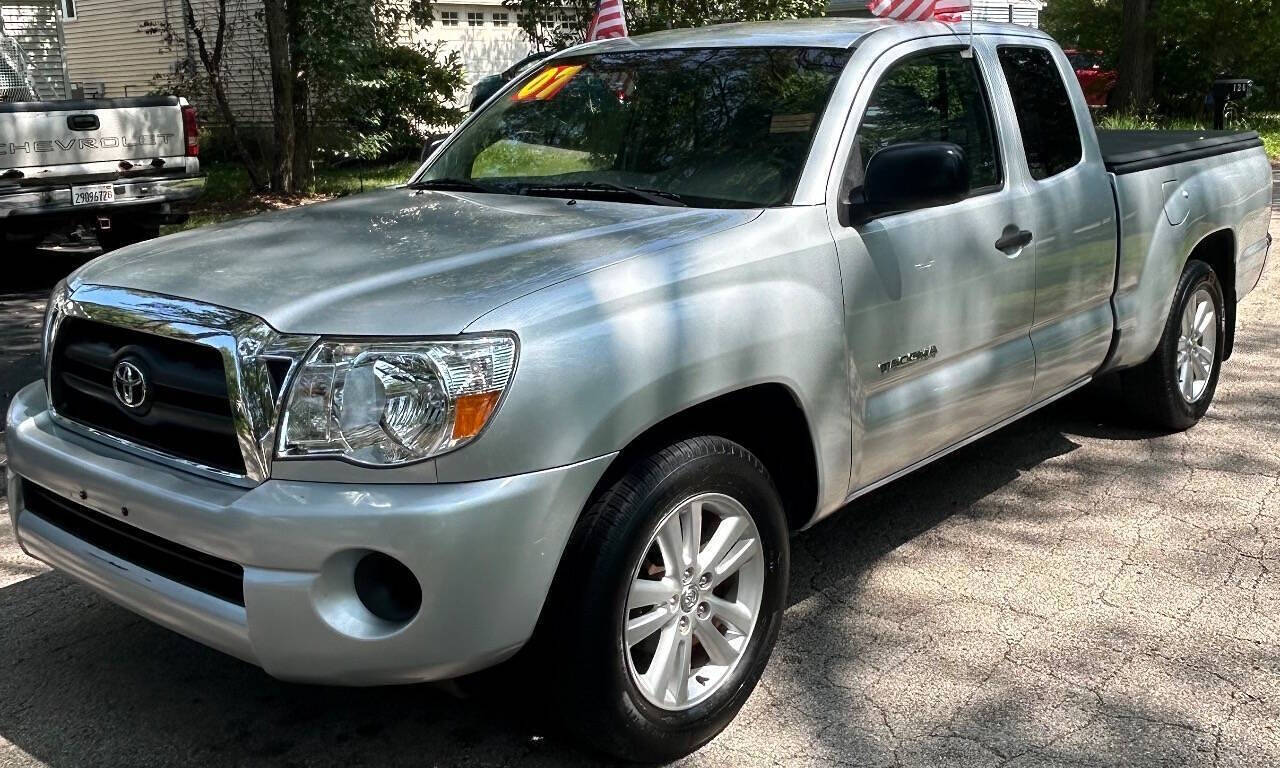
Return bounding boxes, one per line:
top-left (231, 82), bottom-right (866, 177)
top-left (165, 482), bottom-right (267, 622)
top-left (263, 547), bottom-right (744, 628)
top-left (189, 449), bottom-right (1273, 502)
top-left (5, 382), bottom-right (613, 684)
top-left (0, 175), bottom-right (205, 218)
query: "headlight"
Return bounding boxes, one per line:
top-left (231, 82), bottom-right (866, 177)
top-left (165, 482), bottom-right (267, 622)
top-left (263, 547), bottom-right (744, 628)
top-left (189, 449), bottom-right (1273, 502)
top-left (278, 335), bottom-right (517, 466)
top-left (42, 279), bottom-right (69, 366)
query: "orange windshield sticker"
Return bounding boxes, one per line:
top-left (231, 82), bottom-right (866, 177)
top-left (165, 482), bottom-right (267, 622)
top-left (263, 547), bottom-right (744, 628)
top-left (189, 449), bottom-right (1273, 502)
top-left (513, 65), bottom-right (584, 102)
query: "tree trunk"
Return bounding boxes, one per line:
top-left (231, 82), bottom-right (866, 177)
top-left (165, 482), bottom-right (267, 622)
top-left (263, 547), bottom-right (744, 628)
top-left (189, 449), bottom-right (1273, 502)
top-left (262, 0), bottom-right (295, 194)
top-left (287, 0), bottom-right (312, 191)
top-left (182, 0), bottom-right (264, 189)
top-left (1113, 0), bottom-right (1156, 111)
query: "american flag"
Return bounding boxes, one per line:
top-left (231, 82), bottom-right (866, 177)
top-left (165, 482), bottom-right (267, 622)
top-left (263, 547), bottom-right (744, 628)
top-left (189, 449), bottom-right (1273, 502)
top-left (866, 0), bottom-right (971, 21)
top-left (586, 0), bottom-right (628, 40)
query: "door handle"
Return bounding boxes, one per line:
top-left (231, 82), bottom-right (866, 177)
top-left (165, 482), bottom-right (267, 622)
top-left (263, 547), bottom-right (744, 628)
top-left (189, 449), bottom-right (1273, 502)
top-left (67, 114), bottom-right (100, 131)
top-left (995, 227), bottom-right (1033, 253)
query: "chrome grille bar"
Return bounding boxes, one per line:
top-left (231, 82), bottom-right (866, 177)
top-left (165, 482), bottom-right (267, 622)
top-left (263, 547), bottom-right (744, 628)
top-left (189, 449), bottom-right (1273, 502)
top-left (45, 283), bottom-right (318, 486)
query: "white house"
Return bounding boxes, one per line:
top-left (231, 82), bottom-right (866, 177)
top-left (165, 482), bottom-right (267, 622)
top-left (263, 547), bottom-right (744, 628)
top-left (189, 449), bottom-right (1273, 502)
top-left (826, 0), bottom-right (1045, 27)
top-left (419, 0), bottom-right (534, 92)
top-left (47, 0), bottom-right (529, 112)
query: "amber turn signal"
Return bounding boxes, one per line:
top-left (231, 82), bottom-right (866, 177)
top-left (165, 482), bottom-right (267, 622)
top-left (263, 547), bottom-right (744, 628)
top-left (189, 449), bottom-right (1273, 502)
top-left (452, 391), bottom-right (502, 440)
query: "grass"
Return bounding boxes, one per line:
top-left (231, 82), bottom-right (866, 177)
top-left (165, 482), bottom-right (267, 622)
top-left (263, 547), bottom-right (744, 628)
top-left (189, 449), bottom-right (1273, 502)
top-left (172, 158), bottom-right (421, 232)
top-left (472, 140), bottom-right (601, 178)
top-left (1097, 111), bottom-right (1280, 160)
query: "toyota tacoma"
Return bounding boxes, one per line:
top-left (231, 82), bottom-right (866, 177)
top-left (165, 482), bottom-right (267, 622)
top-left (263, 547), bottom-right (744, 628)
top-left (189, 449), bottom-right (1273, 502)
top-left (4, 19), bottom-right (1271, 761)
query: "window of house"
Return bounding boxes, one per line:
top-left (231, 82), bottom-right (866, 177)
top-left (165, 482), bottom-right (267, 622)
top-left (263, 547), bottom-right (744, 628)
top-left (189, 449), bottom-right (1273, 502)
top-left (61, 0), bottom-right (77, 20)
top-left (492, 12), bottom-right (509, 26)
top-left (997, 46), bottom-right (1084, 180)
top-left (856, 48), bottom-right (1002, 194)
top-left (467, 12), bottom-right (484, 26)
top-left (440, 11), bottom-right (459, 26)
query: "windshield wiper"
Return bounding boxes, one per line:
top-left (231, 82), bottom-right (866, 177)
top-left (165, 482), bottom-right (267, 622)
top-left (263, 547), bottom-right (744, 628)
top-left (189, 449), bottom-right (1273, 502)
top-left (522, 181), bottom-right (689, 207)
top-left (407, 177), bottom-right (499, 194)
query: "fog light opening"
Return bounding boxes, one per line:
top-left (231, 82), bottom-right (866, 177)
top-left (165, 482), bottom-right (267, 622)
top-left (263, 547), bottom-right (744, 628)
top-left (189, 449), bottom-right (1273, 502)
top-left (353, 552), bottom-right (422, 623)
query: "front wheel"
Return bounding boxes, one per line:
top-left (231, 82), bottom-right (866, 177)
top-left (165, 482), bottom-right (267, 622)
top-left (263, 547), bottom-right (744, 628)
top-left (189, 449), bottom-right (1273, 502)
top-left (1121, 259), bottom-right (1226, 429)
top-left (541, 436), bottom-right (789, 762)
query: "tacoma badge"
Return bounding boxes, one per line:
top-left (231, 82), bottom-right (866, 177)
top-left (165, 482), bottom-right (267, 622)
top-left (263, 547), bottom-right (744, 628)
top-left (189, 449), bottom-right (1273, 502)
top-left (878, 345), bottom-right (938, 375)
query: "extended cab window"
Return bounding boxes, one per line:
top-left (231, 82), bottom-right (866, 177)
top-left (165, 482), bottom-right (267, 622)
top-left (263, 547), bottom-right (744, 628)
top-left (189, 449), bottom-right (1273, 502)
top-left (857, 49), bottom-right (1001, 193)
top-left (997, 46), bottom-right (1083, 180)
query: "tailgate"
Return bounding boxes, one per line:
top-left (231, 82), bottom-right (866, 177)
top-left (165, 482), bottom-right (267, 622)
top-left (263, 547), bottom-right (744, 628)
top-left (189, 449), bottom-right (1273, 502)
top-left (0, 96), bottom-right (186, 171)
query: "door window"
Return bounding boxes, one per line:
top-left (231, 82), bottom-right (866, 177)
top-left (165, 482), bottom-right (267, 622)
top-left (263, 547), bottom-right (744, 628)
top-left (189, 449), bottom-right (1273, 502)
top-left (997, 46), bottom-right (1083, 180)
top-left (856, 48), bottom-right (1002, 194)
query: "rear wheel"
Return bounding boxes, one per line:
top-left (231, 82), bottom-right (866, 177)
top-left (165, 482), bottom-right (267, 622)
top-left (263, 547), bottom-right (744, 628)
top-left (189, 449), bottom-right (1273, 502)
top-left (1120, 259), bottom-right (1226, 429)
top-left (540, 436), bottom-right (789, 762)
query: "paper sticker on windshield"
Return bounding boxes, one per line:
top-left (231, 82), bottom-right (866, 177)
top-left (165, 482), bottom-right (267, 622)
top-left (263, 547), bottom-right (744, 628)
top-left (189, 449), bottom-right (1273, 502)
top-left (770, 113), bottom-right (815, 133)
top-left (513, 65), bottom-right (584, 102)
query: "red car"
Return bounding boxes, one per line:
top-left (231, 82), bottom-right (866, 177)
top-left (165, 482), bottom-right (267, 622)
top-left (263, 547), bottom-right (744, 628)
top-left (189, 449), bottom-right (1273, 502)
top-left (1065, 49), bottom-right (1117, 108)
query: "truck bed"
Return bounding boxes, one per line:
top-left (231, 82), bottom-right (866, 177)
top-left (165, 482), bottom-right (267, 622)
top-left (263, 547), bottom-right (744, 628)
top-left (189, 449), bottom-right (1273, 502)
top-left (0, 95), bottom-right (182, 114)
top-left (1098, 129), bottom-right (1263, 175)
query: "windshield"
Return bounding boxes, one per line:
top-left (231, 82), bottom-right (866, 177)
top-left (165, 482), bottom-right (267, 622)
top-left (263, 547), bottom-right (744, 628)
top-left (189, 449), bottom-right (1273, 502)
top-left (420, 46), bottom-right (852, 208)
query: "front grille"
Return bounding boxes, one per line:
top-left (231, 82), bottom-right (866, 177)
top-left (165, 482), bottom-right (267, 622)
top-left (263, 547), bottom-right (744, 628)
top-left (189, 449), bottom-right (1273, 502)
top-left (49, 316), bottom-right (245, 475)
top-left (22, 480), bottom-right (245, 606)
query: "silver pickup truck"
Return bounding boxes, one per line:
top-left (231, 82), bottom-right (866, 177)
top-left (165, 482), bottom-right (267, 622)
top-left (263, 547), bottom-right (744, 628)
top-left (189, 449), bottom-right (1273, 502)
top-left (3, 19), bottom-right (1272, 761)
top-left (0, 95), bottom-right (205, 251)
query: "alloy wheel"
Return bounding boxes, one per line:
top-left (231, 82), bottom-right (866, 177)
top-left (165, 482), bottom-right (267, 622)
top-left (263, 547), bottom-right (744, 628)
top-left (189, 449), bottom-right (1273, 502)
top-left (1176, 286), bottom-right (1217, 403)
top-left (622, 492), bottom-right (765, 711)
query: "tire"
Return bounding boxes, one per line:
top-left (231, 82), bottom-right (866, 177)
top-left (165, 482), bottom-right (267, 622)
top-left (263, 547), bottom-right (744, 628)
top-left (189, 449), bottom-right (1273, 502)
top-left (539, 436), bottom-right (789, 762)
top-left (1120, 259), bottom-right (1226, 430)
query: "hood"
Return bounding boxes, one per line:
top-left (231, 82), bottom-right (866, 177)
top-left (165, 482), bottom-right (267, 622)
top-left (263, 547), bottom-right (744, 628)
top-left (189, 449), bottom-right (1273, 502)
top-left (73, 188), bottom-right (759, 336)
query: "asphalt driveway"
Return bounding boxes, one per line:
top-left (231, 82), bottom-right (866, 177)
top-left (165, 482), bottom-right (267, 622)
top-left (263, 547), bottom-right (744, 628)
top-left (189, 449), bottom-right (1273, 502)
top-left (1, 187), bottom-right (1277, 766)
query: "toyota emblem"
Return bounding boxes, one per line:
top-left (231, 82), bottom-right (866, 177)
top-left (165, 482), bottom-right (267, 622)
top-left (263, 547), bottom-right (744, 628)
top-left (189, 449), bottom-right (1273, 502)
top-left (112, 360), bottom-right (149, 410)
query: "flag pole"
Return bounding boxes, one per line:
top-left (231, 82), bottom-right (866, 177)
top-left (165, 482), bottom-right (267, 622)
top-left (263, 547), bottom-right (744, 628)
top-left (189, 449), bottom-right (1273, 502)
top-left (960, 2), bottom-right (975, 58)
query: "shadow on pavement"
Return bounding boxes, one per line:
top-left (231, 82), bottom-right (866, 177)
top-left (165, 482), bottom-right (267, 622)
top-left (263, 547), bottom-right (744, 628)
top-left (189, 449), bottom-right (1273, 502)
top-left (0, 391), bottom-right (1157, 768)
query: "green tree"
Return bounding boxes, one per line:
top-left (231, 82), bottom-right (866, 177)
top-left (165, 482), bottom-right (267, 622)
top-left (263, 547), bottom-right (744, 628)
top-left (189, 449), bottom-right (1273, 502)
top-left (1044, 0), bottom-right (1280, 113)
top-left (147, 0), bottom-right (464, 194)
top-left (285, 0), bottom-right (465, 176)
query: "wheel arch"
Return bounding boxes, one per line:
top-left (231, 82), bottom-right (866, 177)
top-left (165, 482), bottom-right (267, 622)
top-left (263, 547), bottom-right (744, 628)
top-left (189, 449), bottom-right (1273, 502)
top-left (1185, 228), bottom-right (1237, 359)
top-left (584, 383), bottom-right (822, 533)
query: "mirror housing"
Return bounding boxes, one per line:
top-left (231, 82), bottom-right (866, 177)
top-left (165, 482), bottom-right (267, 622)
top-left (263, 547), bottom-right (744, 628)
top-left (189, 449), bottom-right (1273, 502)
top-left (469, 75), bottom-right (504, 112)
top-left (419, 132), bottom-right (451, 163)
top-left (848, 142), bottom-right (970, 224)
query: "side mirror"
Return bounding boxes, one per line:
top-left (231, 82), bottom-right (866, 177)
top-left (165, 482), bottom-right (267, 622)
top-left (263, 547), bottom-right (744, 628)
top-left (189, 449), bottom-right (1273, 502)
top-left (420, 133), bottom-right (450, 163)
top-left (848, 142), bottom-right (970, 224)
top-left (469, 78), bottom-right (503, 112)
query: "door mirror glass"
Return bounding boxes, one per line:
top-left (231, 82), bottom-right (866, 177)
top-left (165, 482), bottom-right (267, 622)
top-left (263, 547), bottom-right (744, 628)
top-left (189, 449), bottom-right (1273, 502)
top-left (852, 141), bottom-right (970, 221)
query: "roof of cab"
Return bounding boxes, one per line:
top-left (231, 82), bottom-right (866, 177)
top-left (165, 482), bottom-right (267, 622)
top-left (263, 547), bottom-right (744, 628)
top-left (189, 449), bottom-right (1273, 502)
top-left (567, 18), bottom-right (1053, 54)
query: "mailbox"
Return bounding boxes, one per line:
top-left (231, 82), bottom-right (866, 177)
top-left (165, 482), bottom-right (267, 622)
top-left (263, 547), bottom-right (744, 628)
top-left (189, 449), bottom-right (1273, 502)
top-left (1211, 77), bottom-right (1253, 129)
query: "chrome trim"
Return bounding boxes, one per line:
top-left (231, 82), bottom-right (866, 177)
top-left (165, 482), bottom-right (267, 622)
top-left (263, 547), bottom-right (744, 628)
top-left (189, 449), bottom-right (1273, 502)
top-left (0, 175), bottom-right (205, 215)
top-left (45, 284), bottom-right (318, 486)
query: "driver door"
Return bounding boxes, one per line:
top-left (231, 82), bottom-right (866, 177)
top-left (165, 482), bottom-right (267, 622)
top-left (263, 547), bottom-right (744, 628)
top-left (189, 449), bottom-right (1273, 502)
top-left (827, 41), bottom-right (1039, 491)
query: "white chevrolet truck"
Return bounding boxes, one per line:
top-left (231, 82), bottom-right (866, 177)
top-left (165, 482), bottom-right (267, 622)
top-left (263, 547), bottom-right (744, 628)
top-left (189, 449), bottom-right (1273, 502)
top-left (0, 94), bottom-right (205, 251)
top-left (4, 20), bottom-right (1272, 761)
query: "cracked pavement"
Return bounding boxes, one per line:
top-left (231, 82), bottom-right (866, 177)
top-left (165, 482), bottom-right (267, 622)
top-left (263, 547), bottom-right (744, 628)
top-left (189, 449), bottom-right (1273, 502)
top-left (1, 179), bottom-right (1278, 767)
